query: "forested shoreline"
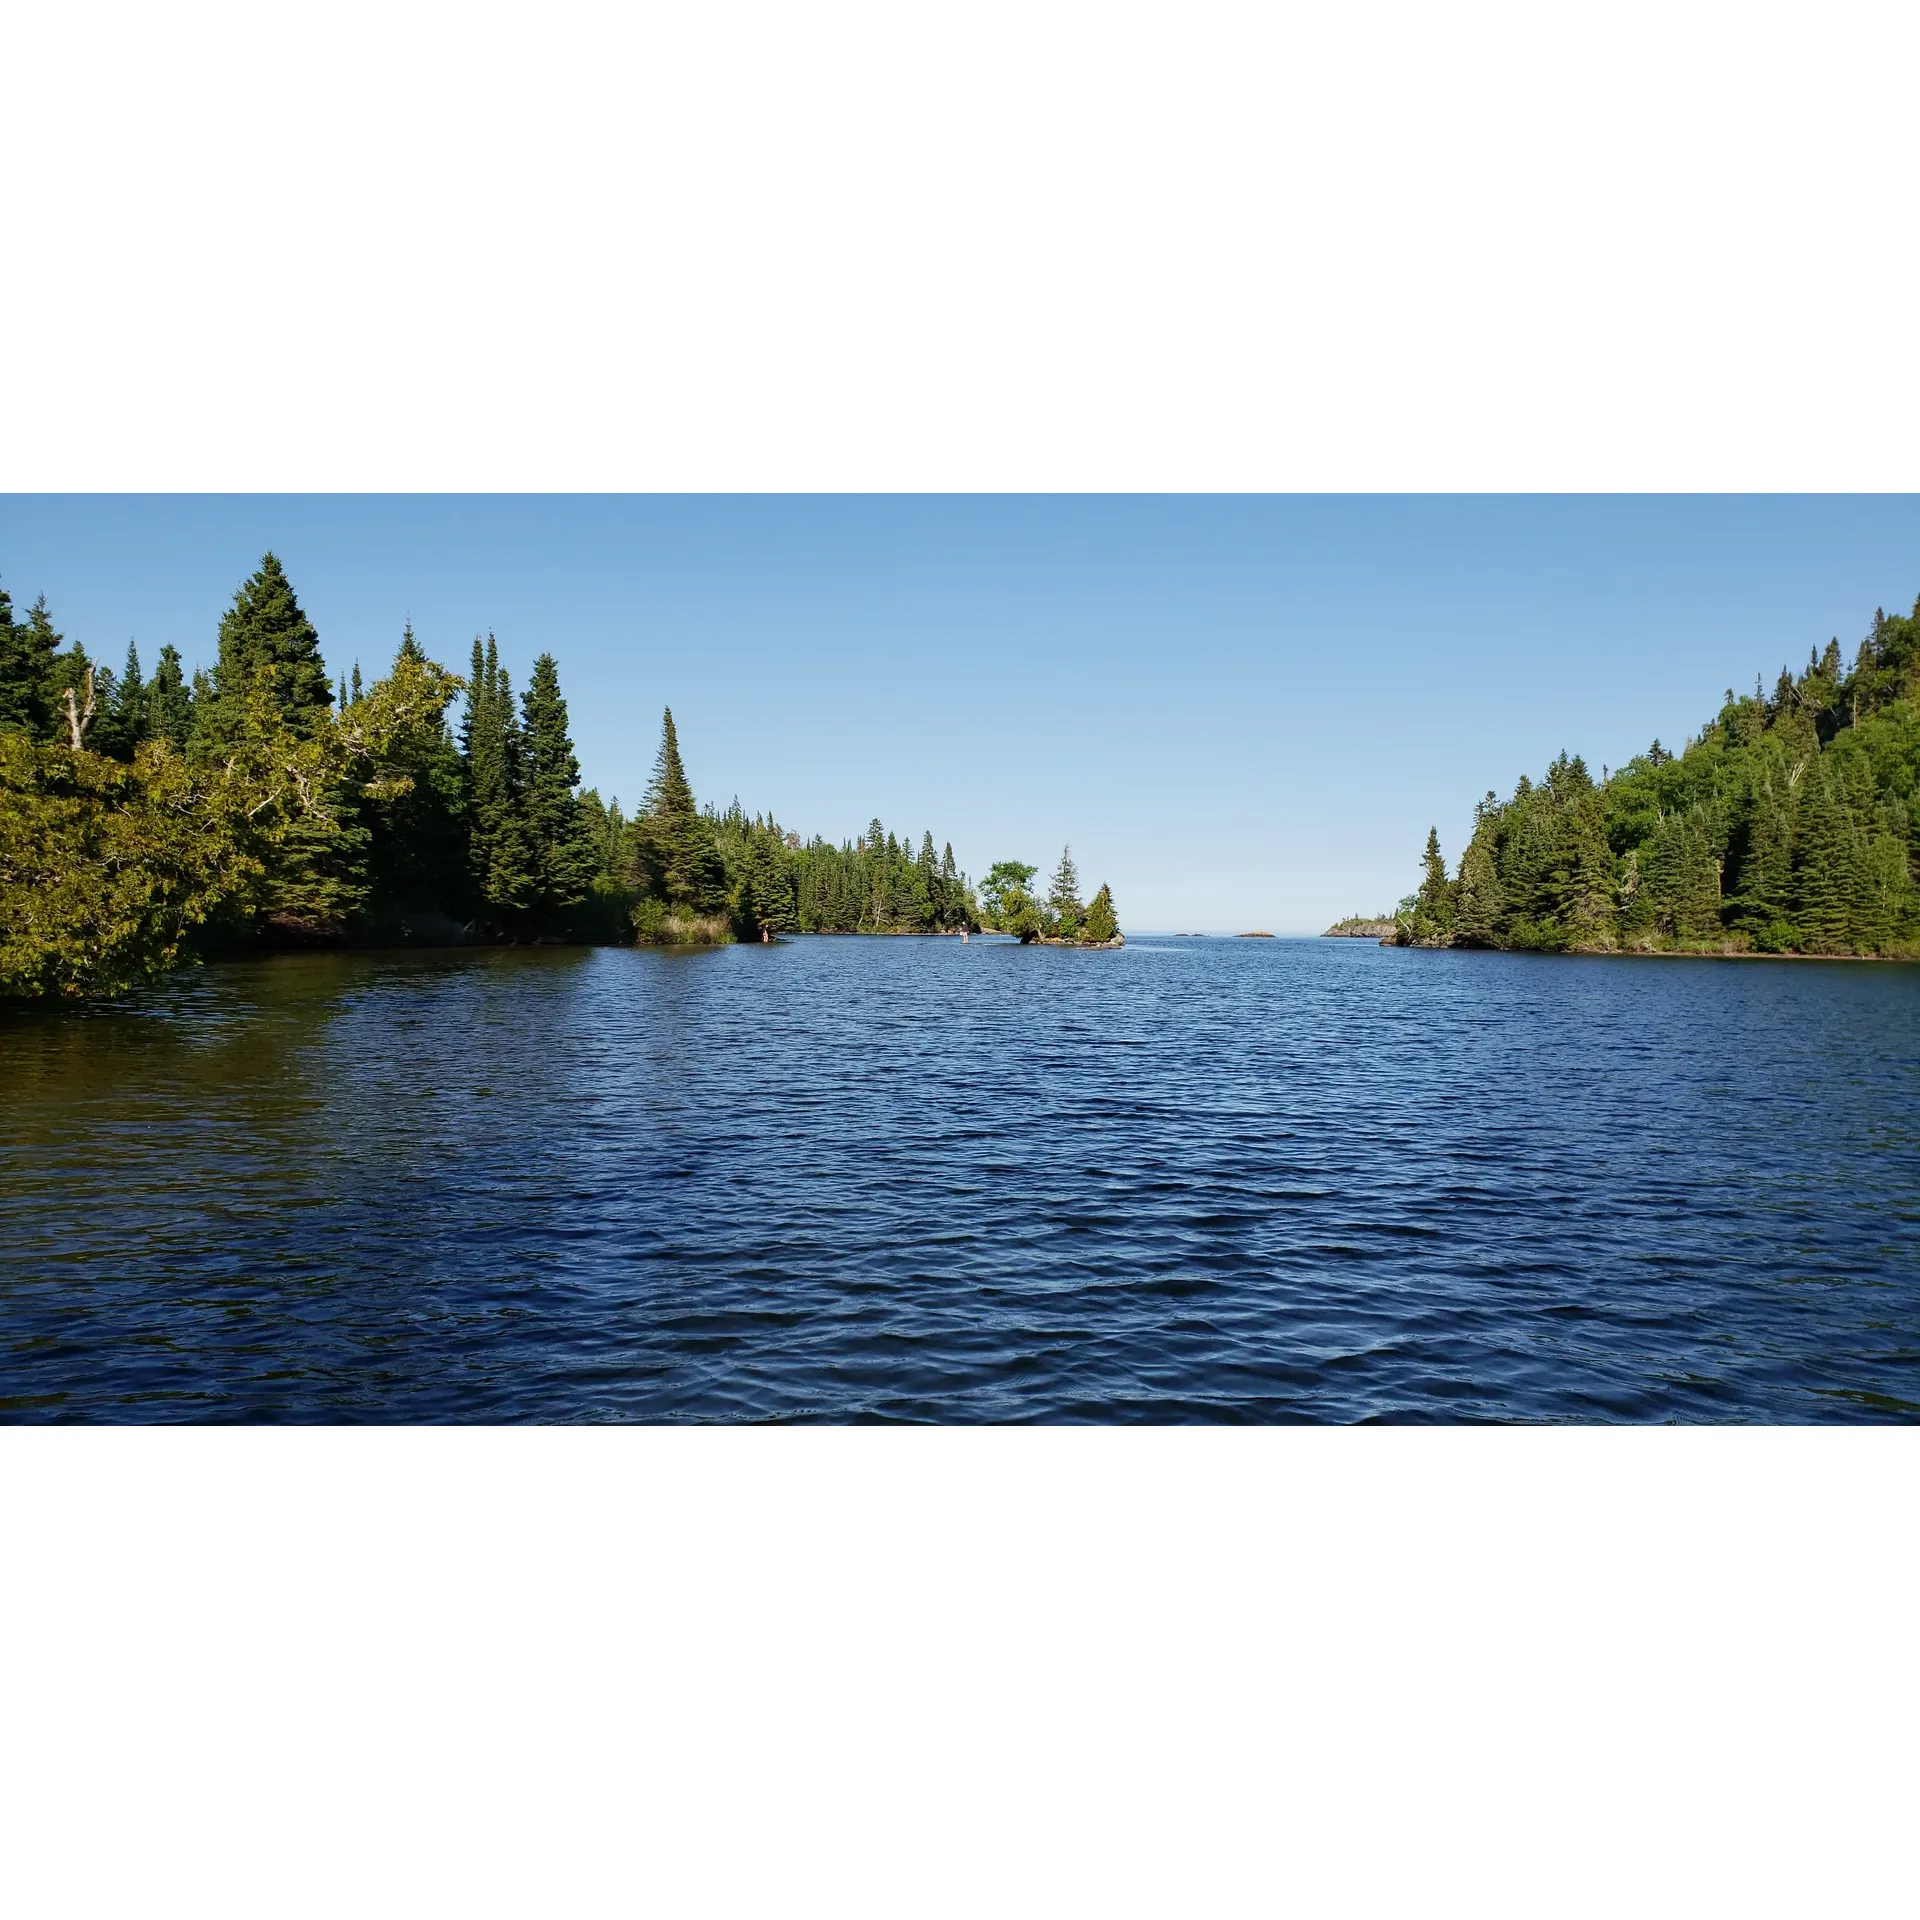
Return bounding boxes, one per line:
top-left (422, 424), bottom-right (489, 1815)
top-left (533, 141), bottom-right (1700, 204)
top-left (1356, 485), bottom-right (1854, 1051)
top-left (1394, 595), bottom-right (1920, 958)
top-left (0, 553), bottom-right (1121, 998)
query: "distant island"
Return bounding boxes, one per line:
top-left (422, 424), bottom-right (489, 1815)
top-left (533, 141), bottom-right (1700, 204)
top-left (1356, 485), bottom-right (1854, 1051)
top-left (1391, 593), bottom-right (1920, 959)
top-left (1323, 918), bottom-right (1395, 938)
top-left (0, 555), bottom-right (1122, 997)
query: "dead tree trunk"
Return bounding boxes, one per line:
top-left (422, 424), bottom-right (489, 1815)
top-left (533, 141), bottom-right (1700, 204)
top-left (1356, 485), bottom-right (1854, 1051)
top-left (63, 668), bottom-right (97, 750)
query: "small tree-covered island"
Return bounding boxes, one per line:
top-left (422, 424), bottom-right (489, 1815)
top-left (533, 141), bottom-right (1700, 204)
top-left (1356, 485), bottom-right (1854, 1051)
top-left (0, 555), bottom-right (1123, 998)
top-left (1385, 596), bottom-right (1920, 959)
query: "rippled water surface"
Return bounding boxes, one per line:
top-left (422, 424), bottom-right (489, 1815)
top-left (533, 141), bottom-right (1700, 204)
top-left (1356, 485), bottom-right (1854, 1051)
top-left (3, 936), bottom-right (1918, 1422)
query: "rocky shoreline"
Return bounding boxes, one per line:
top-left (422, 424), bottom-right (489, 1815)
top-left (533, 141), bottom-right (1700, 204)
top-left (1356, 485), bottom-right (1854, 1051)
top-left (1323, 917), bottom-right (1396, 939)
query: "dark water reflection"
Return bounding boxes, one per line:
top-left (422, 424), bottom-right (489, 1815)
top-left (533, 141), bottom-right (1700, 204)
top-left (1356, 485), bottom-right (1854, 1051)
top-left (3, 937), bottom-right (1917, 1422)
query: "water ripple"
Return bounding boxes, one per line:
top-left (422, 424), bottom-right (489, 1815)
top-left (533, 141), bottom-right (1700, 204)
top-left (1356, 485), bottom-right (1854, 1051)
top-left (2, 937), bottom-right (1917, 1422)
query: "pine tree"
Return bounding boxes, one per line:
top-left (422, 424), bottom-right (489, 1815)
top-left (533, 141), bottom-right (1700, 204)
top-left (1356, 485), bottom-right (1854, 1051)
top-left (1, 596), bottom-right (82, 742)
top-left (746, 826), bottom-right (796, 936)
top-left (191, 557), bottom-right (366, 933)
top-left (198, 553), bottom-right (334, 748)
top-left (463, 633), bottom-right (535, 924)
top-left (865, 816), bottom-right (891, 928)
top-left (1792, 766), bottom-right (1853, 952)
top-left (1731, 755), bottom-right (1797, 948)
top-left (0, 584), bottom-right (59, 735)
top-left (632, 707), bottom-right (726, 914)
top-left (916, 830), bottom-right (941, 931)
top-left (1083, 883), bottom-right (1119, 944)
top-left (520, 651), bottom-right (598, 924)
top-left (1849, 824), bottom-right (1904, 954)
top-left (144, 645), bottom-right (194, 749)
top-left (92, 642), bottom-right (146, 760)
top-left (1413, 827), bottom-right (1453, 939)
top-left (0, 584), bottom-right (15, 730)
top-left (1048, 844), bottom-right (1083, 935)
top-left (1673, 819), bottom-right (1724, 942)
top-left (1454, 840), bottom-right (1501, 944)
top-left (362, 624), bottom-right (471, 920)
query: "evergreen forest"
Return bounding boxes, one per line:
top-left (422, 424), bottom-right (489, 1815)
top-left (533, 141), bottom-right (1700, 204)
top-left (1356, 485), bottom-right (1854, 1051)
top-left (0, 553), bottom-right (1119, 998)
top-left (1395, 596), bottom-right (1920, 958)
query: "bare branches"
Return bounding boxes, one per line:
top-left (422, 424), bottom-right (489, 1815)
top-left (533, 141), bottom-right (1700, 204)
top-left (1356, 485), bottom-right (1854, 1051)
top-left (63, 668), bottom-right (97, 750)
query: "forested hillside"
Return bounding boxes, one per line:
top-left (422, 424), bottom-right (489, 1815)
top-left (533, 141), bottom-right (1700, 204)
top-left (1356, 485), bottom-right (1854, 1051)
top-left (0, 553), bottom-right (1001, 996)
top-left (1396, 596), bottom-right (1920, 957)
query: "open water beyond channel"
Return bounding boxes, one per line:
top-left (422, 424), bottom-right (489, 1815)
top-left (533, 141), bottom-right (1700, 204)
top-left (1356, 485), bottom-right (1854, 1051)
top-left (2, 935), bottom-right (1917, 1422)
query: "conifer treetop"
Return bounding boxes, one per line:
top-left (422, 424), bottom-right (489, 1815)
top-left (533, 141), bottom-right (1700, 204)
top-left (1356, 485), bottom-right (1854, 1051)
top-left (645, 706), bottom-right (698, 821)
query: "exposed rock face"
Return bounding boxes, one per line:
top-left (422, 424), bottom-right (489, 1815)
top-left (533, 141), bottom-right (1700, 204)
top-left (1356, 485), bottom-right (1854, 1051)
top-left (1323, 917), bottom-right (1396, 938)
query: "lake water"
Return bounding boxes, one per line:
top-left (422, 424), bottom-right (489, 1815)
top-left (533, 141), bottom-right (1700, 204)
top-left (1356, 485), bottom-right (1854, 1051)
top-left (2, 935), bottom-right (1917, 1422)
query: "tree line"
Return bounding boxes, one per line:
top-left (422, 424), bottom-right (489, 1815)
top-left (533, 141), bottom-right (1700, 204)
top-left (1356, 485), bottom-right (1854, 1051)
top-left (1395, 594), bottom-right (1920, 957)
top-left (1, 552), bottom-right (1036, 996)
top-left (977, 848), bottom-right (1121, 945)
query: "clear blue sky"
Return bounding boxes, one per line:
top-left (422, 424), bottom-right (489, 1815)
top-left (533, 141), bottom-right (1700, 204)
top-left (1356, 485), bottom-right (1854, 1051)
top-left (4, 496), bottom-right (1916, 930)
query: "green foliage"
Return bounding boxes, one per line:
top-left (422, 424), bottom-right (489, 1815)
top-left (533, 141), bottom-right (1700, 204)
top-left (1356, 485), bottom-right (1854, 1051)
top-left (630, 707), bottom-right (728, 915)
top-left (1400, 596), bottom-right (1920, 958)
top-left (0, 591), bottom-right (67, 738)
top-left (0, 583), bottom-right (23, 732)
top-left (1, 732), bottom-right (262, 996)
top-left (1048, 845), bottom-right (1084, 937)
top-left (463, 633), bottom-right (536, 926)
top-left (86, 642), bottom-right (146, 761)
top-left (197, 553), bottom-right (334, 749)
top-left (980, 859), bottom-right (1039, 934)
top-left (1401, 826), bottom-right (1456, 943)
top-left (519, 651), bottom-right (598, 923)
top-left (775, 818), bottom-right (977, 935)
top-left (360, 625), bottom-right (470, 924)
top-left (2, 554), bottom-right (999, 992)
top-left (1083, 883), bottom-right (1119, 944)
top-left (0, 654), bottom-right (454, 997)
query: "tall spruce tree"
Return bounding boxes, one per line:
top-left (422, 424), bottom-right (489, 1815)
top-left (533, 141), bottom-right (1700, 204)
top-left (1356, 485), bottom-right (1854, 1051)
top-left (0, 584), bottom-right (12, 724)
top-left (632, 707), bottom-right (727, 913)
top-left (91, 642), bottom-right (146, 761)
top-left (918, 830), bottom-right (940, 927)
top-left (1792, 766), bottom-right (1853, 952)
top-left (0, 583), bottom-right (46, 734)
top-left (940, 843), bottom-right (961, 922)
top-left (2, 596), bottom-right (76, 742)
top-left (746, 826), bottom-right (796, 936)
top-left (194, 556), bottom-right (367, 934)
top-left (1732, 753), bottom-right (1797, 947)
top-left (198, 553), bottom-right (334, 748)
top-left (144, 645), bottom-right (194, 749)
top-left (1083, 882), bottom-right (1119, 944)
top-left (1454, 842), bottom-right (1500, 944)
top-left (1048, 844), bottom-right (1083, 935)
top-left (1412, 827), bottom-right (1454, 937)
top-left (520, 651), bottom-right (598, 924)
top-left (362, 624), bottom-right (470, 920)
top-left (462, 633), bottom-right (535, 924)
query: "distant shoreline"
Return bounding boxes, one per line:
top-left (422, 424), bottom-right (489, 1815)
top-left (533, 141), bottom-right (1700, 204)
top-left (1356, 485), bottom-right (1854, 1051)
top-left (1387, 940), bottom-right (1918, 965)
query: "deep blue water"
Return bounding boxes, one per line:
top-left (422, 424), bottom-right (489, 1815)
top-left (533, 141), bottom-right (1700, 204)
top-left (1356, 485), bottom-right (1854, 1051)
top-left (2, 935), bottom-right (1917, 1422)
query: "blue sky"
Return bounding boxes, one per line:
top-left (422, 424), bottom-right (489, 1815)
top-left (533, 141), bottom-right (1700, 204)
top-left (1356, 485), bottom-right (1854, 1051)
top-left (4, 495), bottom-right (1916, 930)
